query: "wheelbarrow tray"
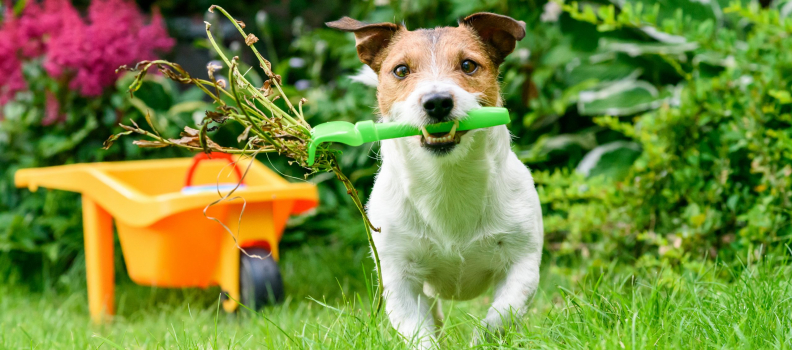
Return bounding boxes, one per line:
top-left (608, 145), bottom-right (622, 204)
top-left (15, 157), bottom-right (317, 228)
top-left (15, 156), bottom-right (318, 321)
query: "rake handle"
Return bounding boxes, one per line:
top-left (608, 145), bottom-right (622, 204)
top-left (307, 107), bottom-right (510, 165)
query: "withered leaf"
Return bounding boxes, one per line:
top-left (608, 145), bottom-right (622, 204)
top-left (245, 34), bottom-right (259, 46)
top-left (182, 126), bottom-right (200, 137)
top-left (169, 133), bottom-right (224, 151)
top-left (115, 65), bottom-right (133, 74)
top-left (237, 126), bottom-right (252, 143)
top-left (260, 60), bottom-right (272, 72)
top-left (169, 136), bottom-right (198, 146)
top-left (260, 80), bottom-right (273, 96)
top-left (144, 111), bottom-right (161, 136)
top-left (133, 140), bottom-right (169, 148)
top-left (119, 124), bottom-right (136, 132)
top-left (271, 74), bottom-right (282, 85)
top-left (207, 138), bottom-right (224, 150)
top-left (103, 130), bottom-right (133, 149)
top-left (206, 110), bottom-right (229, 123)
top-left (237, 20), bottom-right (246, 28)
top-left (274, 133), bottom-right (300, 141)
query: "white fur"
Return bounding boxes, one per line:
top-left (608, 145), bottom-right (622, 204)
top-left (367, 67), bottom-right (544, 348)
top-left (350, 65), bottom-right (379, 87)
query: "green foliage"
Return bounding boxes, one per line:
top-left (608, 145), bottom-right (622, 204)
top-left (284, 0), bottom-right (792, 262)
top-left (537, 0), bottom-right (792, 262)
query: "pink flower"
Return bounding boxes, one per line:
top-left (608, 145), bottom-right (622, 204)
top-left (40, 1), bottom-right (85, 79)
top-left (0, 8), bottom-right (27, 107)
top-left (0, 0), bottom-right (175, 110)
top-left (44, 0), bottom-right (175, 96)
top-left (8, 0), bottom-right (75, 58)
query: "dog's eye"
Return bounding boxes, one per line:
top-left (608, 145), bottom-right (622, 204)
top-left (461, 60), bottom-right (478, 74)
top-left (393, 65), bottom-right (410, 79)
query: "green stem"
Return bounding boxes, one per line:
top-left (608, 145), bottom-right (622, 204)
top-left (211, 6), bottom-right (309, 127)
top-left (132, 127), bottom-right (277, 154)
top-left (204, 20), bottom-right (305, 129)
top-left (330, 156), bottom-right (384, 315)
top-left (229, 61), bottom-right (278, 146)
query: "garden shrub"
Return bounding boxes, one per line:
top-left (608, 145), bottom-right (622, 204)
top-left (538, 1), bottom-right (792, 263)
top-left (292, 0), bottom-right (791, 262)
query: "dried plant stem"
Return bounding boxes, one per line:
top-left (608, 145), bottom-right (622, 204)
top-left (329, 155), bottom-right (383, 314)
top-left (210, 5), bottom-right (309, 127)
top-left (203, 22), bottom-right (305, 130)
top-left (229, 60), bottom-right (277, 146)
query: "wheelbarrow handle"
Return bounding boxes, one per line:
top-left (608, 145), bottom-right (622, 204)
top-left (184, 153), bottom-right (245, 187)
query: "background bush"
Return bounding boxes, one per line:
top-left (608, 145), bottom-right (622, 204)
top-left (1, 0), bottom-right (791, 288)
top-left (287, 0), bottom-right (792, 264)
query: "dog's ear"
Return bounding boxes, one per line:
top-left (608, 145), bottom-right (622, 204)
top-left (462, 12), bottom-right (526, 66)
top-left (326, 17), bottom-right (400, 70)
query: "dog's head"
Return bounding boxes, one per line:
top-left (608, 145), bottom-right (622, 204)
top-left (327, 13), bottom-right (525, 158)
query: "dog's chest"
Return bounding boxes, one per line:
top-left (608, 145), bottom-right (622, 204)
top-left (369, 129), bottom-right (539, 300)
top-left (399, 223), bottom-right (531, 300)
top-left (388, 181), bottom-right (533, 299)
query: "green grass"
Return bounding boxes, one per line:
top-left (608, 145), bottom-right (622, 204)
top-left (1, 243), bottom-right (791, 349)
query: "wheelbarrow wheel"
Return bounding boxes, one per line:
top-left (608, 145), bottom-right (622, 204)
top-left (239, 248), bottom-right (284, 310)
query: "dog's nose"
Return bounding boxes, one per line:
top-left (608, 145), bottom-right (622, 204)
top-left (422, 93), bottom-right (454, 121)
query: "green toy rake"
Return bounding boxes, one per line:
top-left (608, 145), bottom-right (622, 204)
top-left (307, 107), bottom-right (510, 165)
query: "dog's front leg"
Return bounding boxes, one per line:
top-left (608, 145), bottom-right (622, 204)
top-left (482, 251), bottom-right (541, 333)
top-left (382, 267), bottom-right (437, 349)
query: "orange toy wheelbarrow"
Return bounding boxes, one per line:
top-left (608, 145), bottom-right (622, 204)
top-left (14, 154), bottom-right (318, 323)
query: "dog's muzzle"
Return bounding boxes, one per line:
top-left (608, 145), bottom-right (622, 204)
top-left (420, 120), bottom-right (467, 155)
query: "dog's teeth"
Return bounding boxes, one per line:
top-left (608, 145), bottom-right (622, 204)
top-left (449, 120), bottom-right (458, 138)
top-left (421, 126), bottom-right (432, 140)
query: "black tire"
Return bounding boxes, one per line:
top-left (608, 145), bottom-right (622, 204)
top-left (239, 247), bottom-right (284, 310)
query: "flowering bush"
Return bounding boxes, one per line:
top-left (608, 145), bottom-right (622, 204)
top-left (0, 0), bottom-right (174, 107)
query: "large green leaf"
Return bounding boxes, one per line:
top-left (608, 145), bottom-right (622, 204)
top-left (598, 38), bottom-right (698, 56)
top-left (576, 141), bottom-right (642, 180)
top-left (578, 80), bottom-right (676, 116)
top-left (565, 61), bottom-right (638, 86)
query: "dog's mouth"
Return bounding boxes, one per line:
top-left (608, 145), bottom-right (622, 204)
top-left (419, 120), bottom-right (467, 154)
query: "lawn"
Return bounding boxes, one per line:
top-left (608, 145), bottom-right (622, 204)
top-left (2, 242), bottom-right (791, 349)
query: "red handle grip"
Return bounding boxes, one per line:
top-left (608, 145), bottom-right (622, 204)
top-left (184, 153), bottom-right (244, 187)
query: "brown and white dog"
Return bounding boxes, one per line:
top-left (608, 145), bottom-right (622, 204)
top-left (328, 13), bottom-right (543, 348)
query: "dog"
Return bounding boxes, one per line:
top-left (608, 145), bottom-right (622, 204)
top-left (328, 13), bottom-right (543, 348)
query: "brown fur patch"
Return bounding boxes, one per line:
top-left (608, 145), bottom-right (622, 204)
top-left (326, 17), bottom-right (402, 71)
top-left (375, 26), bottom-right (502, 116)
